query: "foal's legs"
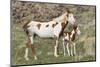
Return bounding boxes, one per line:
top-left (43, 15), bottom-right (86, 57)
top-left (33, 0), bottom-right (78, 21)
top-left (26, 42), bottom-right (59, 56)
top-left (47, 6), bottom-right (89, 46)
top-left (54, 38), bottom-right (59, 57)
top-left (66, 43), bottom-right (70, 56)
top-left (70, 43), bottom-right (74, 56)
top-left (70, 42), bottom-right (76, 56)
top-left (73, 42), bottom-right (76, 55)
top-left (24, 35), bottom-right (37, 60)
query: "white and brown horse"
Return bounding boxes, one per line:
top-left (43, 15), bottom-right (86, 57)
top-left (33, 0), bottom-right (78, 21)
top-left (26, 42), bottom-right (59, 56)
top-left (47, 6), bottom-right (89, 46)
top-left (62, 24), bottom-right (81, 56)
top-left (23, 11), bottom-right (76, 60)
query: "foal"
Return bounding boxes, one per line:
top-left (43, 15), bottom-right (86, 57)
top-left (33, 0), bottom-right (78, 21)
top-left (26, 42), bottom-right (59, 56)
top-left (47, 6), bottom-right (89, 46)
top-left (62, 25), bottom-right (81, 56)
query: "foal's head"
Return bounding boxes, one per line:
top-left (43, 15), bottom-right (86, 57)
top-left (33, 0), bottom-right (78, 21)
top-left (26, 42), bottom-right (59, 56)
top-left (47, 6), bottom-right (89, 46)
top-left (72, 25), bottom-right (81, 35)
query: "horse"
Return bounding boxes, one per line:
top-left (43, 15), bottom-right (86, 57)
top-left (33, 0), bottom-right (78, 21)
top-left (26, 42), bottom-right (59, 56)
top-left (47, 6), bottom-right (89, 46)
top-left (62, 24), bottom-right (81, 56)
top-left (23, 11), bottom-right (76, 60)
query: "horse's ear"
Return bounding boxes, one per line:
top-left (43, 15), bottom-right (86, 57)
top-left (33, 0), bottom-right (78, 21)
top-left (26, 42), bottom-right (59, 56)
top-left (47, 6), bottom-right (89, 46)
top-left (66, 8), bottom-right (70, 13)
top-left (67, 9), bottom-right (73, 14)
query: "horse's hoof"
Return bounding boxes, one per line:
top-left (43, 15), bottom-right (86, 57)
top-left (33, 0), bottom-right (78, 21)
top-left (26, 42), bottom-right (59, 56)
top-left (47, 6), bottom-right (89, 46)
top-left (54, 54), bottom-right (59, 57)
top-left (25, 57), bottom-right (29, 61)
top-left (73, 54), bottom-right (76, 56)
top-left (67, 54), bottom-right (70, 56)
top-left (64, 54), bottom-right (66, 56)
top-left (34, 56), bottom-right (38, 60)
top-left (70, 54), bottom-right (74, 56)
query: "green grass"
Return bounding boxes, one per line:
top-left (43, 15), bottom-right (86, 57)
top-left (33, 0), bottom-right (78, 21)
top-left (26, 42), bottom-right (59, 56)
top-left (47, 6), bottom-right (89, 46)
top-left (11, 24), bottom-right (96, 66)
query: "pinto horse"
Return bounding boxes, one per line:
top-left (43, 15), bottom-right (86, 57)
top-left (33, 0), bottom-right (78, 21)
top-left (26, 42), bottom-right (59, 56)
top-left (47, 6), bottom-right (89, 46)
top-left (23, 11), bottom-right (75, 60)
top-left (62, 24), bottom-right (81, 56)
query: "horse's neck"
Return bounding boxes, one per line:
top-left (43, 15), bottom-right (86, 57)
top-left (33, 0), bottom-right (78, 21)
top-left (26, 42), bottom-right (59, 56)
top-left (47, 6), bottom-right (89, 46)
top-left (53, 14), bottom-right (67, 22)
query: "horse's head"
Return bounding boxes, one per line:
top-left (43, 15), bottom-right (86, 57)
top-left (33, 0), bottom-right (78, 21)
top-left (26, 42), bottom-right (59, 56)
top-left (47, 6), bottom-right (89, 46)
top-left (67, 12), bottom-right (76, 25)
top-left (52, 11), bottom-right (76, 26)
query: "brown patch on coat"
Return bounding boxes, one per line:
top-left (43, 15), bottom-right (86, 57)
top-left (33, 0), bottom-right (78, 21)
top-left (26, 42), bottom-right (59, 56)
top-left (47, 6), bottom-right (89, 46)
top-left (26, 36), bottom-right (36, 55)
top-left (71, 25), bottom-right (77, 41)
top-left (26, 36), bottom-right (32, 48)
top-left (37, 24), bottom-right (41, 29)
top-left (52, 22), bottom-right (58, 28)
top-left (31, 45), bottom-right (36, 55)
top-left (46, 24), bottom-right (49, 27)
top-left (63, 32), bottom-right (71, 41)
top-left (71, 34), bottom-right (75, 41)
top-left (63, 25), bottom-right (77, 41)
top-left (59, 21), bottom-right (68, 37)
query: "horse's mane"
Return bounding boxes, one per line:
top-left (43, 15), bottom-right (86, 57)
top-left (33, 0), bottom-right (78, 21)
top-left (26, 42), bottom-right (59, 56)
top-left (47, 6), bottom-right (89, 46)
top-left (53, 12), bottom-right (67, 22)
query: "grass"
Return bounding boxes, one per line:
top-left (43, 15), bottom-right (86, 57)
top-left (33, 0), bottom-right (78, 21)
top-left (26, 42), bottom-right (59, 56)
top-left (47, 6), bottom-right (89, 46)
top-left (11, 23), bottom-right (96, 66)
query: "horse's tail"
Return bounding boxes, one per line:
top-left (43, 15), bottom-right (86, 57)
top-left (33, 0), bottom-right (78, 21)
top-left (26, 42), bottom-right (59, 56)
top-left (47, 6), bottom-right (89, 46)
top-left (23, 28), bottom-right (29, 36)
top-left (22, 21), bottom-right (30, 35)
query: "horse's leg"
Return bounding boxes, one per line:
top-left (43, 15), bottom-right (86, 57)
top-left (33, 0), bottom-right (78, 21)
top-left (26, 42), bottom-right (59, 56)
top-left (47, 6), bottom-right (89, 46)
top-left (24, 35), bottom-right (37, 60)
top-left (24, 47), bottom-right (29, 61)
top-left (73, 42), bottom-right (76, 56)
top-left (31, 45), bottom-right (37, 60)
top-left (66, 43), bottom-right (70, 56)
top-left (62, 40), bottom-right (66, 56)
top-left (24, 36), bottom-right (31, 61)
top-left (54, 38), bottom-right (59, 57)
top-left (29, 35), bottom-right (37, 60)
